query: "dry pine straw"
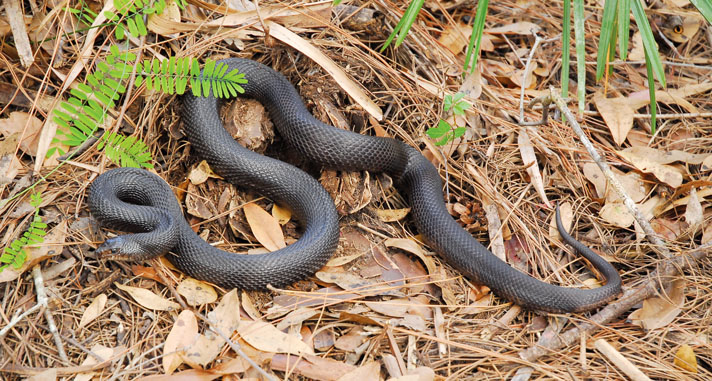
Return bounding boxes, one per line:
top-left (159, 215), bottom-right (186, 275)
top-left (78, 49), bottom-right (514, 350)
top-left (0, 0), bottom-right (711, 379)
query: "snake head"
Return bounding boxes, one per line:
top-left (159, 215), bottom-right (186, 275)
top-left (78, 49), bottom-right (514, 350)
top-left (96, 236), bottom-right (156, 261)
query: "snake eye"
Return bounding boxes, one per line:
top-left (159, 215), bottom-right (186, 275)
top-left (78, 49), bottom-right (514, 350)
top-left (111, 248), bottom-right (120, 254)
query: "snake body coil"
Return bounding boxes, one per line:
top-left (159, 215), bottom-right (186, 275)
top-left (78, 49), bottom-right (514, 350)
top-left (89, 58), bottom-right (621, 312)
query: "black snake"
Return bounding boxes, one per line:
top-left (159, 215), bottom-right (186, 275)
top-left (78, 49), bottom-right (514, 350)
top-left (88, 58), bottom-right (621, 312)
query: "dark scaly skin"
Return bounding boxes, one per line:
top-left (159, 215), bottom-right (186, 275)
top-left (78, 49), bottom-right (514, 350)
top-left (89, 58), bottom-right (621, 312)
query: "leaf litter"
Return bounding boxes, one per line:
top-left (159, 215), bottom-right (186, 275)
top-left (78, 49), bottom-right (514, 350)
top-left (0, 0), bottom-right (711, 379)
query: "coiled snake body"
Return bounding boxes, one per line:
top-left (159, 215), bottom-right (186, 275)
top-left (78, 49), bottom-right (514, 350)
top-left (89, 58), bottom-right (621, 313)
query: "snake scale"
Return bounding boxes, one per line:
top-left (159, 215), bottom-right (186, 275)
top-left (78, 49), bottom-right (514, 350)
top-left (88, 58), bottom-right (621, 312)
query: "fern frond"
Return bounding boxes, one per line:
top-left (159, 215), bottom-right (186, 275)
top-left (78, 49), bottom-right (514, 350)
top-left (1, 193), bottom-right (47, 272)
top-left (98, 132), bottom-right (154, 169)
top-left (134, 57), bottom-right (246, 98)
top-left (52, 45), bottom-right (134, 155)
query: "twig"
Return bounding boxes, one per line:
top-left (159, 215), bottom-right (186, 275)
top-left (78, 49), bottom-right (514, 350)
top-left (6, 0), bottom-right (34, 67)
top-left (518, 34), bottom-right (558, 125)
top-left (520, 243), bottom-right (710, 361)
top-left (1, 266), bottom-right (68, 364)
top-left (594, 338), bottom-right (652, 381)
top-left (33, 265), bottom-right (68, 364)
top-left (548, 87), bottom-right (672, 260)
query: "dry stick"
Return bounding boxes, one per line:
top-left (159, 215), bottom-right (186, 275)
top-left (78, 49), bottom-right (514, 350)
top-left (548, 87), bottom-right (671, 259)
top-left (518, 89), bottom-right (711, 362)
top-left (33, 265), bottom-right (68, 363)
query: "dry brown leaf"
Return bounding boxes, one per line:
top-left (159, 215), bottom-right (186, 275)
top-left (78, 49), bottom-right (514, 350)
top-left (549, 202), bottom-right (573, 242)
top-left (334, 326), bottom-right (368, 352)
top-left (243, 202), bottom-right (286, 251)
top-left (270, 353), bottom-right (357, 381)
top-left (77, 294), bottom-right (107, 329)
top-left (674, 344), bottom-right (698, 373)
top-left (617, 147), bottom-right (686, 188)
top-left (163, 310), bottom-right (199, 374)
top-left (336, 361), bottom-right (381, 381)
top-left (365, 299), bottom-right (409, 318)
top-left (599, 202), bottom-right (635, 228)
top-left (182, 290), bottom-right (241, 367)
top-left (188, 160), bottom-right (221, 185)
top-left (238, 320), bottom-right (314, 355)
top-left (629, 279), bottom-right (685, 330)
top-left (326, 253), bottom-right (362, 267)
top-left (582, 162), bottom-right (607, 198)
top-left (263, 21), bottom-right (382, 120)
top-left (114, 282), bottom-right (180, 311)
top-left (177, 278), bottom-right (218, 306)
top-left (0, 134), bottom-right (22, 186)
top-left (186, 184), bottom-right (214, 219)
top-left (518, 129), bottom-right (550, 207)
top-left (684, 188), bottom-right (703, 233)
top-left (375, 207), bottom-right (411, 222)
top-left (485, 21), bottom-right (541, 35)
top-left (438, 22), bottom-right (472, 55)
top-left (0, 111), bottom-right (43, 156)
top-left (593, 92), bottom-right (635, 145)
top-left (315, 270), bottom-right (402, 297)
top-left (272, 203), bottom-right (291, 225)
top-left (25, 369), bottom-right (56, 381)
top-left (75, 343), bottom-right (125, 381)
top-left (147, 0), bottom-right (181, 37)
top-left (0, 221), bottom-right (67, 283)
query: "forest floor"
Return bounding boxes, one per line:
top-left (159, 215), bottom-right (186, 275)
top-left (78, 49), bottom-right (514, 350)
top-left (1, 0), bottom-right (711, 379)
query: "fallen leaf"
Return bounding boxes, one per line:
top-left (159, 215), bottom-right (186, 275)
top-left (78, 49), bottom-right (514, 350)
top-left (617, 147), bottom-right (686, 188)
top-left (243, 202), bottom-right (286, 251)
top-left (335, 326), bottom-right (369, 352)
top-left (0, 111), bottom-right (43, 156)
top-left (375, 207), bottom-right (411, 222)
top-left (181, 290), bottom-right (241, 367)
top-left (485, 21), bottom-right (541, 35)
top-left (0, 134), bottom-right (21, 185)
top-left (326, 253), bottom-right (362, 267)
top-left (684, 188), bottom-right (703, 233)
top-left (336, 360), bottom-right (381, 381)
top-left (518, 129), bottom-right (550, 207)
top-left (188, 160), bottom-right (221, 185)
top-left (593, 92), bottom-right (635, 145)
top-left (599, 203), bottom-right (635, 227)
top-left (177, 278), bottom-right (218, 306)
top-left (674, 344), bottom-right (698, 373)
top-left (186, 183), bottom-right (214, 219)
top-left (315, 271), bottom-right (402, 297)
top-left (114, 282), bottom-right (180, 311)
top-left (438, 22), bottom-right (473, 55)
top-left (163, 310), bottom-right (199, 374)
top-left (270, 354), bottom-right (357, 381)
top-left (78, 294), bottom-right (107, 329)
top-left (365, 298), bottom-right (409, 318)
top-left (272, 203), bottom-right (291, 225)
top-left (629, 279), bottom-right (685, 330)
top-left (549, 202), bottom-right (573, 242)
top-left (238, 320), bottom-right (314, 355)
top-left (0, 221), bottom-right (67, 283)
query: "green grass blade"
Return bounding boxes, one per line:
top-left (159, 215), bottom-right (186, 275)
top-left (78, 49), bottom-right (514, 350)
top-left (618, 0), bottom-right (631, 60)
top-left (574, 0), bottom-right (586, 114)
top-left (690, 0), bottom-right (712, 24)
top-left (562, 0), bottom-right (571, 100)
top-left (631, 0), bottom-right (666, 87)
top-left (464, 0), bottom-right (489, 73)
top-left (596, 0), bottom-right (618, 81)
top-left (643, 46), bottom-right (657, 135)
